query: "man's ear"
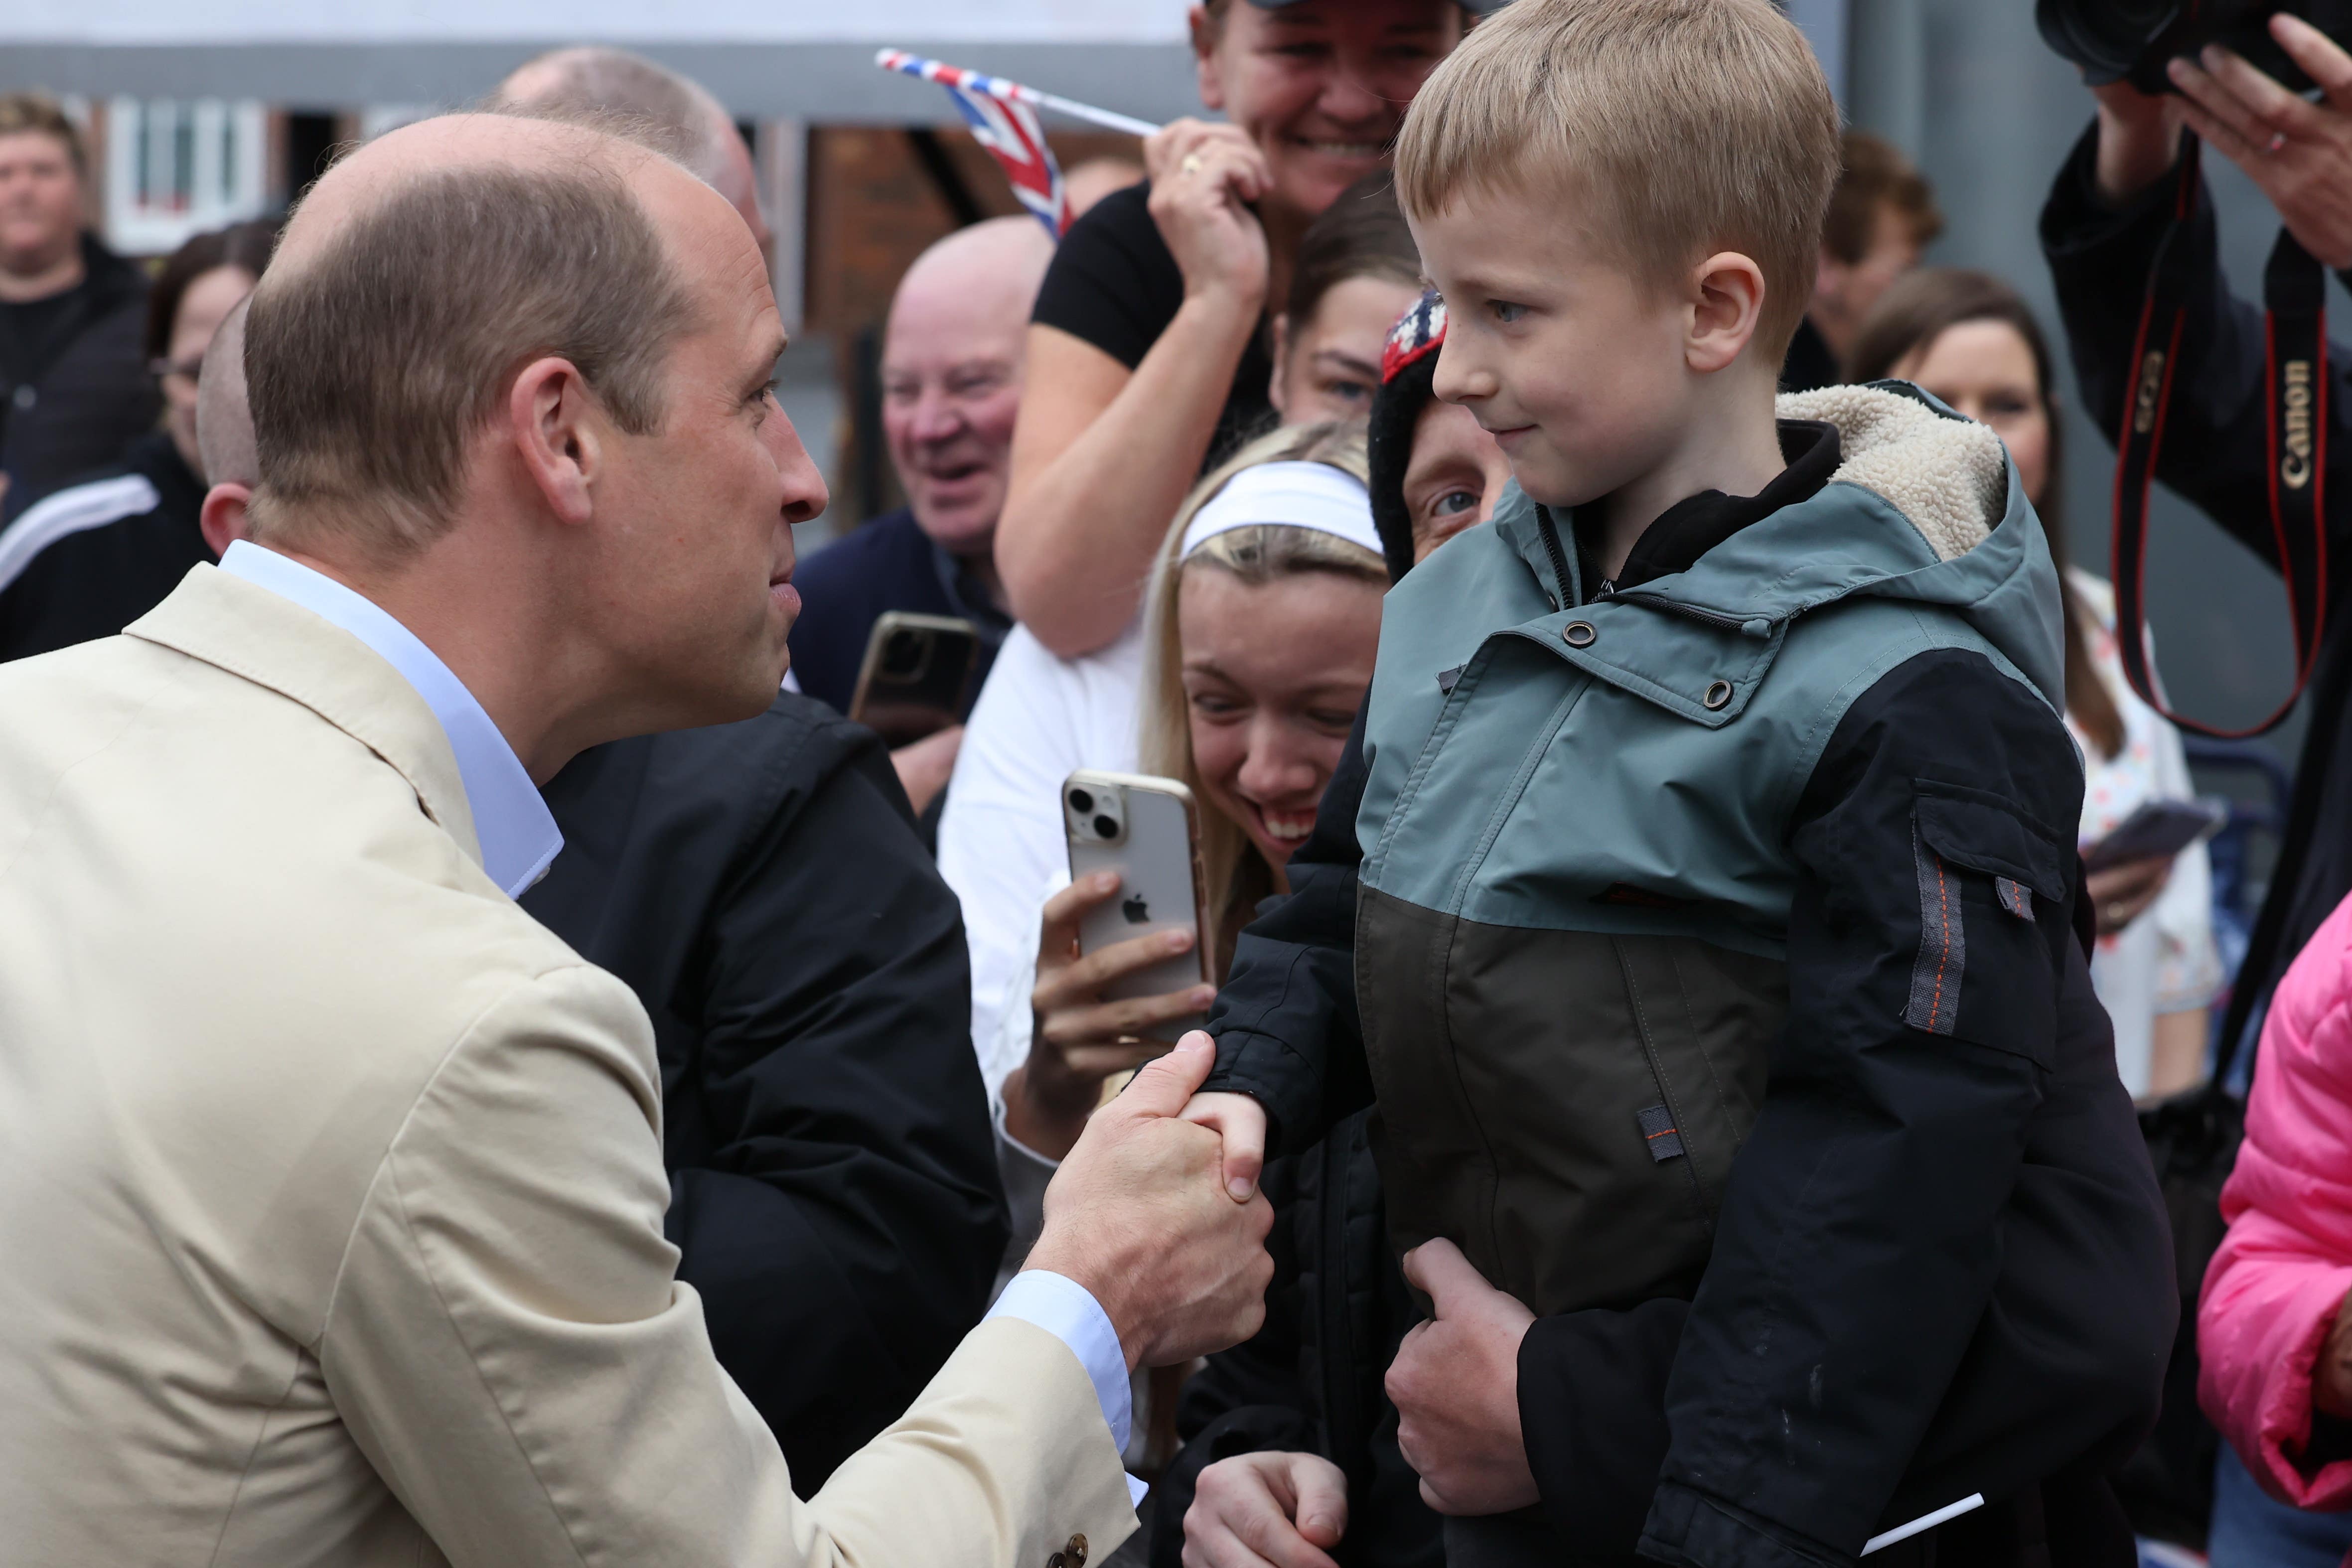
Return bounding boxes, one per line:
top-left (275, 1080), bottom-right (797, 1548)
top-left (1267, 311), bottom-right (1294, 417)
top-left (199, 482), bottom-right (252, 558)
top-left (507, 356), bottom-right (602, 526)
top-left (1189, 4), bottom-right (1228, 112)
top-left (1687, 252), bottom-right (1768, 376)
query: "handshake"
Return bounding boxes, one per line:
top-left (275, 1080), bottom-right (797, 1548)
top-left (1020, 1032), bottom-right (1276, 1370)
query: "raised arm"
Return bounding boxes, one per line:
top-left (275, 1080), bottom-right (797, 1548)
top-left (2042, 20), bottom-right (2352, 572)
top-left (996, 122), bottom-right (1271, 658)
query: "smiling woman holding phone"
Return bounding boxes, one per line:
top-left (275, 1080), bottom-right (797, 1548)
top-left (998, 421), bottom-right (1381, 1164)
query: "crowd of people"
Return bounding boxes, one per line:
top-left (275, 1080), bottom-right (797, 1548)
top-left (15, 0), bottom-right (2352, 1565)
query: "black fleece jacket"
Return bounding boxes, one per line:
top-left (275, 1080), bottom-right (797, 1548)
top-left (520, 695), bottom-right (1008, 1493)
top-left (0, 234), bottom-right (156, 519)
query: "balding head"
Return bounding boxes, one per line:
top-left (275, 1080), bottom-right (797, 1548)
top-left (238, 108), bottom-right (827, 768)
top-left (495, 47), bottom-right (768, 261)
top-left (881, 217), bottom-right (1054, 563)
top-left (195, 292), bottom-right (254, 488)
top-left (248, 113), bottom-right (709, 555)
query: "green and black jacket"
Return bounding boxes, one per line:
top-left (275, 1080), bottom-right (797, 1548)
top-left (1203, 386), bottom-right (2175, 1567)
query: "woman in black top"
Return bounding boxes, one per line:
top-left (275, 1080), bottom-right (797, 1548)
top-left (995, 0), bottom-right (1477, 660)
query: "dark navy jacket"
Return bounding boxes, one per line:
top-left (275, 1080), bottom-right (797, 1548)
top-left (520, 695), bottom-right (1007, 1491)
top-left (784, 508), bottom-right (1010, 718)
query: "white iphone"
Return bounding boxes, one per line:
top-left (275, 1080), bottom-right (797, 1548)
top-left (1062, 770), bottom-right (1211, 1041)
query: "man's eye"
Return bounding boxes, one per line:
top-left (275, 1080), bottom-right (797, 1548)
top-left (1489, 300), bottom-right (1528, 325)
top-left (1320, 379), bottom-right (1372, 407)
top-left (1430, 487), bottom-right (1479, 517)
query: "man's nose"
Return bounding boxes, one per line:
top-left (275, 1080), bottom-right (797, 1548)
top-left (768, 411), bottom-right (830, 527)
top-left (907, 390), bottom-right (965, 445)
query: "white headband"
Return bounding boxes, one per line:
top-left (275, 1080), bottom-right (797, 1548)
top-left (1178, 460), bottom-right (1380, 562)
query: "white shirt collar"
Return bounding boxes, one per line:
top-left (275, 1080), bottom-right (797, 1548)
top-left (218, 541), bottom-right (563, 897)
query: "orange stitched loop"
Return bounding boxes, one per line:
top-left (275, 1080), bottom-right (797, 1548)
top-left (1930, 857), bottom-right (1952, 1023)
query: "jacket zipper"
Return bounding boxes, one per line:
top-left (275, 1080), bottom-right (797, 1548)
top-left (1535, 505), bottom-right (1576, 608)
top-left (1610, 593), bottom-right (1778, 638)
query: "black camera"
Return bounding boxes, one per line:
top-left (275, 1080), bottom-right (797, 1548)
top-left (2038, 0), bottom-right (2352, 94)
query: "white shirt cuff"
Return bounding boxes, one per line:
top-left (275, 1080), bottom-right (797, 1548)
top-left (985, 1269), bottom-right (1148, 1505)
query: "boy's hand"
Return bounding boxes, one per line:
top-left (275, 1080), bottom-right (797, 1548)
top-left (1388, 1240), bottom-right (1539, 1516)
top-left (1025, 1034), bottom-right (1276, 1371)
top-left (1180, 1086), bottom-right (1266, 1201)
top-left (1182, 1450), bottom-right (1348, 1568)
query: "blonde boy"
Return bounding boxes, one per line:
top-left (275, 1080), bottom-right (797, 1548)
top-left (1189, 1), bottom-right (2175, 1563)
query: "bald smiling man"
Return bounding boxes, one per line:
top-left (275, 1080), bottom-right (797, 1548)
top-left (0, 111), bottom-right (1270, 1566)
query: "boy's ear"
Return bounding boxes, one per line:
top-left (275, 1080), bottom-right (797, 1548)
top-left (1687, 252), bottom-right (1768, 376)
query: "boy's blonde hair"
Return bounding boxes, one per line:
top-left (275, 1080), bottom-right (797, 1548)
top-left (1394, 0), bottom-right (1841, 357)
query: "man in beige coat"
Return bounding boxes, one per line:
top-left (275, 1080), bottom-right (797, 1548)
top-left (0, 111), bottom-right (1272, 1567)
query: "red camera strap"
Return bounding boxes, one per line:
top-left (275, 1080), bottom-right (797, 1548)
top-left (2110, 137), bottom-right (2332, 737)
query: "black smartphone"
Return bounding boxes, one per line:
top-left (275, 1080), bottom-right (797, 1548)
top-left (847, 612), bottom-right (980, 746)
top-left (2083, 796), bottom-right (2228, 872)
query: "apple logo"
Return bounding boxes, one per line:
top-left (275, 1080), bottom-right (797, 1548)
top-left (1122, 894), bottom-right (1151, 924)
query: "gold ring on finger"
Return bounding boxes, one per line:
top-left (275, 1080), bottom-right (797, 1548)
top-left (1180, 153), bottom-right (1205, 176)
top-left (1116, 1034), bottom-right (1144, 1048)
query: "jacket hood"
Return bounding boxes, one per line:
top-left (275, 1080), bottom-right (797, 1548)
top-left (1494, 381), bottom-right (2065, 710)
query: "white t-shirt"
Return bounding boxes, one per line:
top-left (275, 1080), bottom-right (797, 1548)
top-left (937, 620), bottom-right (1147, 1103)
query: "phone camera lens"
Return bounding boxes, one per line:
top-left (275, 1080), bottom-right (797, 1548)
top-left (1093, 814), bottom-right (1119, 840)
top-left (880, 631), bottom-right (924, 677)
top-left (1068, 788), bottom-right (1094, 814)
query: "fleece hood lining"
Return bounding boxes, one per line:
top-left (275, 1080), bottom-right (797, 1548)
top-left (1774, 384), bottom-right (2008, 563)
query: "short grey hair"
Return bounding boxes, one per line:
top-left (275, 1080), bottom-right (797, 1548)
top-left (494, 47), bottom-right (731, 186)
top-left (244, 153), bottom-right (695, 560)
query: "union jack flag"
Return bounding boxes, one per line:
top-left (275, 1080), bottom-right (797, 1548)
top-left (876, 50), bottom-right (1072, 238)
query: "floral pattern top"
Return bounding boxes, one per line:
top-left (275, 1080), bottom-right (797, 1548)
top-left (2063, 569), bottom-right (2223, 1096)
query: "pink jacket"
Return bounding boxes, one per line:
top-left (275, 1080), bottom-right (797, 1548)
top-left (2201, 889), bottom-right (2352, 1509)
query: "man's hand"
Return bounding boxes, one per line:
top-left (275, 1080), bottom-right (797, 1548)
top-left (1387, 1239), bottom-right (1539, 1516)
top-left (2165, 16), bottom-right (2352, 269)
top-left (1181, 1451), bottom-right (1348, 1568)
top-left (2318, 1286), bottom-right (2352, 1419)
top-left (2090, 76), bottom-right (2187, 206)
top-left (1025, 1033), bottom-right (1274, 1370)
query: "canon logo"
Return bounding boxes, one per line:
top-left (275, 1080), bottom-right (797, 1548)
top-left (2133, 349), bottom-right (2166, 435)
top-left (2282, 359), bottom-right (2316, 491)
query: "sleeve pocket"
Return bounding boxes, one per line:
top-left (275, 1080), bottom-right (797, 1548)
top-left (1903, 780), bottom-right (2066, 1063)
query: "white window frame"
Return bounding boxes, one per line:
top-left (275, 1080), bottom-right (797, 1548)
top-left (103, 98), bottom-right (271, 256)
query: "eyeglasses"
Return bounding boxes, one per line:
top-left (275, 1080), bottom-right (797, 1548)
top-left (150, 357), bottom-right (203, 387)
